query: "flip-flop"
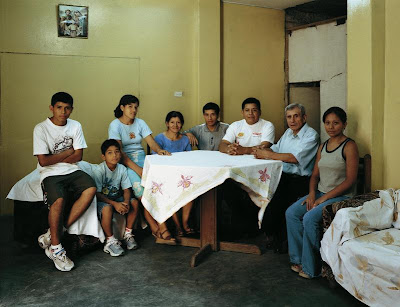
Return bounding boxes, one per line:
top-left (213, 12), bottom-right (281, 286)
top-left (298, 270), bottom-right (311, 279)
top-left (290, 264), bottom-right (302, 273)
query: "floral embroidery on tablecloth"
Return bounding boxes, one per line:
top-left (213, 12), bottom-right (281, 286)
top-left (151, 181), bottom-right (163, 195)
top-left (258, 167), bottom-right (270, 182)
top-left (178, 175), bottom-right (193, 189)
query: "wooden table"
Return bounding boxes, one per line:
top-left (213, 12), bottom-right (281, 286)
top-left (141, 151), bottom-right (282, 267)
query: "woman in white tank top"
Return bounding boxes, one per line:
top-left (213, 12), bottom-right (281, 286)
top-left (285, 107), bottom-right (359, 279)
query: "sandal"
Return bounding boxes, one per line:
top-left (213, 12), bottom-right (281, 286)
top-left (290, 264), bottom-right (302, 273)
top-left (176, 228), bottom-right (184, 237)
top-left (184, 227), bottom-right (196, 235)
top-left (160, 230), bottom-right (176, 242)
top-left (298, 270), bottom-right (311, 279)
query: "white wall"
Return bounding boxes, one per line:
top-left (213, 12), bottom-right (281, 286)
top-left (288, 22), bottom-right (347, 141)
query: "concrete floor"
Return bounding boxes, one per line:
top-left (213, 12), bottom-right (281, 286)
top-left (0, 216), bottom-right (364, 307)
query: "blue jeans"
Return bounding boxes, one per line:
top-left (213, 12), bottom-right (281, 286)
top-left (285, 191), bottom-right (349, 278)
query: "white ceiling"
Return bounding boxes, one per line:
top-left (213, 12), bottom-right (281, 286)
top-left (222, 0), bottom-right (314, 10)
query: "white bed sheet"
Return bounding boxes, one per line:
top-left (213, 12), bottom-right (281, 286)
top-left (321, 189), bottom-right (400, 306)
top-left (7, 161), bottom-right (106, 243)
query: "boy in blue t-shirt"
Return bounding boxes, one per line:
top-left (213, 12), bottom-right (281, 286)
top-left (93, 139), bottom-right (139, 256)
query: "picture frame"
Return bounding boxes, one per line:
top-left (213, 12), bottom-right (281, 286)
top-left (58, 4), bottom-right (88, 38)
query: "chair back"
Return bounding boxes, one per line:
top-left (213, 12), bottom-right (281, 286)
top-left (357, 154), bottom-right (371, 194)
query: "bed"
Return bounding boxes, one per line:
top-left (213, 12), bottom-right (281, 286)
top-left (7, 161), bottom-right (107, 245)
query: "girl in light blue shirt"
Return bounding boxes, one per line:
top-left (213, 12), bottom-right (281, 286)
top-left (108, 95), bottom-right (173, 241)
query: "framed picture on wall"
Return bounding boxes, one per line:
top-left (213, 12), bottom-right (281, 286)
top-left (58, 4), bottom-right (88, 38)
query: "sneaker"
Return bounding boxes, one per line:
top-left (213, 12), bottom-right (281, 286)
top-left (45, 247), bottom-right (74, 272)
top-left (38, 228), bottom-right (51, 249)
top-left (123, 232), bottom-right (138, 250)
top-left (104, 238), bottom-right (124, 256)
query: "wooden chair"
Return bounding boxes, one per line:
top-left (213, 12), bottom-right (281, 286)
top-left (356, 154), bottom-right (372, 194)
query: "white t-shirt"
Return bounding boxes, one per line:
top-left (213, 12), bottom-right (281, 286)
top-left (33, 118), bottom-right (87, 182)
top-left (92, 162), bottom-right (131, 201)
top-left (222, 119), bottom-right (275, 147)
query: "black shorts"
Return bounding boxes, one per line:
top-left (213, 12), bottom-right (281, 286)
top-left (41, 170), bottom-right (95, 207)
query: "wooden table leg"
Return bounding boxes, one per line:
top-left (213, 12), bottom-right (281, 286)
top-left (190, 244), bottom-right (212, 267)
top-left (219, 241), bottom-right (261, 255)
top-left (190, 189), bottom-right (217, 267)
top-left (156, 187), bottom-right (262, 265)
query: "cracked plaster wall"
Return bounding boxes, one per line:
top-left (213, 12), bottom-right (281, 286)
top-left (288, 22), bottom-right (346, 141)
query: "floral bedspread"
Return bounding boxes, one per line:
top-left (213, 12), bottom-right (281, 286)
top-left (141, 151), bottom-right (282, 224)
top-left (321, 189), bottom-right (400, 306)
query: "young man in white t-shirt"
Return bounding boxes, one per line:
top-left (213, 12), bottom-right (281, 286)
top-left (219, 97), bottom-right (275, 154)
top-left (34, 92), bottom-right (96, 272)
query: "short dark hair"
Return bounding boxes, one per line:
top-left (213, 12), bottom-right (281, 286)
top-left (322, 106), bottom-right (347, 123)
top-left (101, 139), bottom-right (121, 155)
top-left (114, 95), bottom-right (139, 118)
top-left (202, 102), bottom-right (220, 116)
top-left (165, 111), bottom-right (184, 126)
top-left (51, 92), bottom-right (73, 107)
top-left (242, 97), bottom-right (260, 110)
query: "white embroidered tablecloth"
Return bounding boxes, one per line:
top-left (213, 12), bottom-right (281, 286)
top-left (141, 151), bottom-right (283, 225)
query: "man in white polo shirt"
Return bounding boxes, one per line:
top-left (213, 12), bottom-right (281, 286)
top-left (219, 97), bottom-right (275, 238)
top-left (219, 97), bottom-right (275, 154)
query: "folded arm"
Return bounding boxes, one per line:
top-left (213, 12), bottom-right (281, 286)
top-left (253, 148), bottom-right (298, 163)
top-left (220, 140), bottom-right (272, 155)
top-left (36, 148), bottom-right (75, 167)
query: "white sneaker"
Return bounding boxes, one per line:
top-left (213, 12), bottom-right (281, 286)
top-left (123, 232), bottom-right (138, 250)
top-left (45, 247), bottom-right (74, 272)
top-left (104, 238), bottom-right (124, 256)
top-left (38, 228), bottom-right (51, 249)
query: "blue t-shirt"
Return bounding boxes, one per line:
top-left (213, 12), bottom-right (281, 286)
top-left (153, 133), bottom-right (191, 153)
top-left (92, 162), bottom-right (132, 201)
top-left (108, 118), bottom-right (152, 154)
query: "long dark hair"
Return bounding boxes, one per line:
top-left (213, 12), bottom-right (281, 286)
top-left (114, 95), bottom-right (139, 118)
top-left (165, 111), bottom-right (184, 126)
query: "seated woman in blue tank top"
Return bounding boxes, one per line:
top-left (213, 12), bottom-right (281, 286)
top-left (285, 107), bottom-right (359, 279)
top-left (153, 111), bottom-right (195, 237)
